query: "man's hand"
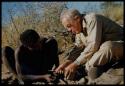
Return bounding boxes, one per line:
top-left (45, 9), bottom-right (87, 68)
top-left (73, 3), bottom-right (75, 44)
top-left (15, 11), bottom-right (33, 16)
top-left (64, 62), bottom-right (78, 80)
top-left (43, 74), bottom-right (54, 82)
top-left (55, 60), bottom-right (73, 74)
top-left (55, 64), bottom-right (64, 74)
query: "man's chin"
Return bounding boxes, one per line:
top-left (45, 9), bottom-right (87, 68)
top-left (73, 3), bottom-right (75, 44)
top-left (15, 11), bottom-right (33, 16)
top-left (75, 31), bottom-right (80, 34)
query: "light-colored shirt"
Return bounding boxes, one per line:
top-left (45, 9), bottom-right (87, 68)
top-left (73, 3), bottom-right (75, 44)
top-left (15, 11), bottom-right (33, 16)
top-left (74, 13), bottom-right (123, 65)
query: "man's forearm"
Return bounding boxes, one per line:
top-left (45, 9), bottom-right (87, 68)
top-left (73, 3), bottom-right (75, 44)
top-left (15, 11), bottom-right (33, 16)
top-left (62, 60), bottom-right (73, 68)
top-left (22, 75), bottom-right (46, 80)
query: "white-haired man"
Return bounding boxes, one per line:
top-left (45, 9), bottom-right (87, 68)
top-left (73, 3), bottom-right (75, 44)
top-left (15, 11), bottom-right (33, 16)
top-left (55, 9), bottom-right (123, 83)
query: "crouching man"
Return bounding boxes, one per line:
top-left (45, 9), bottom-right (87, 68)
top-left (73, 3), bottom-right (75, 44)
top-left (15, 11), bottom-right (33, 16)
top-left (55, 9), bottom-right (123, 84)
top-left (2, 29), bottom-right (59, 84)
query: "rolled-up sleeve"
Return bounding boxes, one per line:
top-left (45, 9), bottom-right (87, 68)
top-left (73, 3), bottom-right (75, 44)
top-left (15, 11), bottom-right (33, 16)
top-left (74, 14), bottom-right (102, 65)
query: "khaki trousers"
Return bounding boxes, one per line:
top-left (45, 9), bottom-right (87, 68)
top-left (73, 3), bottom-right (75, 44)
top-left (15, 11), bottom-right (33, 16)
top-left (85, 41), bottom-right (123, 71)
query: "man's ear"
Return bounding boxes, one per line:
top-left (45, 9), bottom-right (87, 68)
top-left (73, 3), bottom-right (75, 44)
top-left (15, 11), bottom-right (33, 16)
top-left (74, 16), bottom-right (80, 22)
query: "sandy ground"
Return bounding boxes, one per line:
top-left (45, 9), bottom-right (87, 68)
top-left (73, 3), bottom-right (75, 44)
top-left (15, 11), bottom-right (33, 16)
top-left (1, 54), bottom-right (124, 85)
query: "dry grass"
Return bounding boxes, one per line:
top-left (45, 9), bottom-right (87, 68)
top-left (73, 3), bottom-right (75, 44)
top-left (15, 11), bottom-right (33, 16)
top-left (1, 2), bottom-right (124, 85)
top-left (102, 3), bottom-right (123, 25)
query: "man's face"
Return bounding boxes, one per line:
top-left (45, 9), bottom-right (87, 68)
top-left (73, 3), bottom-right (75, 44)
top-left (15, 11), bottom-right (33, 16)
top-left (61, 17), bottom-right (82, 34)
top-left (23, 39), bottom-right (41, 51)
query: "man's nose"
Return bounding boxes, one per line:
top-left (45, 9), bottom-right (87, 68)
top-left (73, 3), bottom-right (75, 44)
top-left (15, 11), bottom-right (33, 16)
top-left (67, 28), bottom-right (72, 32)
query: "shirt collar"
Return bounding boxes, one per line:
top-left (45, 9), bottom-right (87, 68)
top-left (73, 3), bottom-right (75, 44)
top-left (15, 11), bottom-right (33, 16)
top-left (82, 16), bottom-right (88, 36)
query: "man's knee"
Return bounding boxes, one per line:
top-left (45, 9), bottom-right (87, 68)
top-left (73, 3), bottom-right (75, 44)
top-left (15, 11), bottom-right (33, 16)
top-left (2, 46), bottom-right (14, 58)
top-left (85, 41), bottom-right (114, 71)
top-left (2, 46), bottom-right (15, 65)
top-left (100, 41), bottom-right (113, 50)
top-left (2, 46), bottom-right (16, 72)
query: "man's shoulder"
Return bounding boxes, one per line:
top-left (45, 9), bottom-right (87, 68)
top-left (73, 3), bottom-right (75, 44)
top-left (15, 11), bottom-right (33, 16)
top-left (39, 37), bottom-right (47, 45)
top-left (83, 12), bottom-right (100, 25)
top-left (44, 37), bottom-right (57, 48)
top-left (40, 36), bottom-right (56, 43)
top-left (85, 13), bottom-right (97, 19)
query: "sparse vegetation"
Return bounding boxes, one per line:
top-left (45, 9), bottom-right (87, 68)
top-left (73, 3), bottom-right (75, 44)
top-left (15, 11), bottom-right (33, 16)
top-left (2, 2), bottom-right (73, 51)
top-left (2, 2), bottom-right (123, 62)
top-left (1, 2), bottom-right (124, 85)
top-left (101, 2), bottom-right (123, 25)
top-left (2, 1), bottom-right (123, 59)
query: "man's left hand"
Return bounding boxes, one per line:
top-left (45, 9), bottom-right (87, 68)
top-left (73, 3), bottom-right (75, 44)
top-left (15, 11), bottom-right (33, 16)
top-left (64, 63), bottom-right (78, 80)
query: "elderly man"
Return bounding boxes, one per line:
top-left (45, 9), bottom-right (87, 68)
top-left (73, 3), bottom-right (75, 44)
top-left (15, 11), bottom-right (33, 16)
top-left (55, 9), bottom-right (123, 83)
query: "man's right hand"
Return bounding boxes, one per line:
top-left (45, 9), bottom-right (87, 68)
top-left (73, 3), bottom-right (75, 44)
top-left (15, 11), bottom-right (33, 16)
top-left (55, 60), bottom-right (73, 74)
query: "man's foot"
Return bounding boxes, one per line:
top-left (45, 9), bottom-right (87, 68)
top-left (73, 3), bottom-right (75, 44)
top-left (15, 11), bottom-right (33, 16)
top-left (77, 77), bottom-right (88, 84)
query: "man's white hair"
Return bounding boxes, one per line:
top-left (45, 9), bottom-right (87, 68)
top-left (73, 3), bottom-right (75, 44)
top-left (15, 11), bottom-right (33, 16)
top-left (60, 9), bottom-right (81, 21)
